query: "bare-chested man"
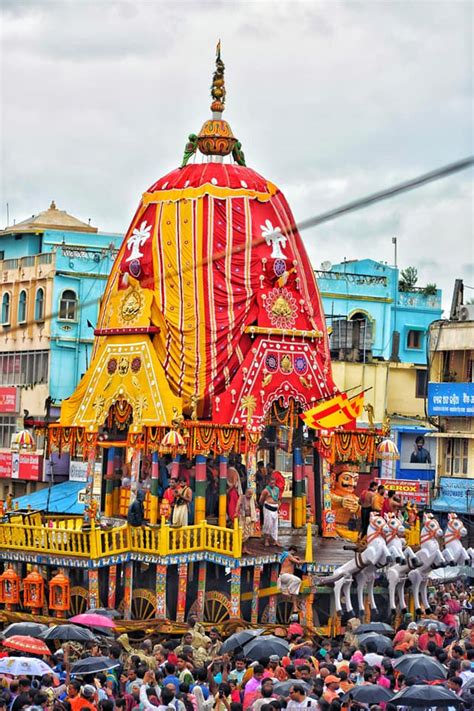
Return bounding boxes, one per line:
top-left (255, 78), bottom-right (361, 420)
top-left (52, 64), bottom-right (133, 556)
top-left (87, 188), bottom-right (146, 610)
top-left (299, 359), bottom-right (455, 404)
top-left (278, 546), bottom-right (303, 611)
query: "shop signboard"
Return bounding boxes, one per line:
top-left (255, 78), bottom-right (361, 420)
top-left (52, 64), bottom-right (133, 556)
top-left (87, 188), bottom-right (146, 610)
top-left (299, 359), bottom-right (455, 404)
top-left (0, 452), bottom-right (11, 478)
top-left (376, 477), bottom-right (430, 506)
top-left (0, 451), bottom-right (43, 481)
top-left (0, 387), bottom-right (18, 414)
top-left (69, 460), bottom-right (88, 483)
top-left (432, 477), bottom-right (474, 514)
top-left (427, 382), bottom-right (474, 417)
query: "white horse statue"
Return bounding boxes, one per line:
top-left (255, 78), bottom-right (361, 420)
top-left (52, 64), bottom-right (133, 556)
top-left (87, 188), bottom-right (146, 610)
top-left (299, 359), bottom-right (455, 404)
top-left (442, 512), bottom-right (474, 566)
top-left (408, 512), bottom-right (448, 614)
top-left (384, 512), bottom-right (422, 614)
top-left (323, 512), bottom-right (392, 617)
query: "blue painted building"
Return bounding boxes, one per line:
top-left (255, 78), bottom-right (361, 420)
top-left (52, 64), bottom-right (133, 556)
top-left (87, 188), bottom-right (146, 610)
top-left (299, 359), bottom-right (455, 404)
top-left (316, 258), bottom-right (442, 365)
top-left (0, 202), bottom-right (122, 495)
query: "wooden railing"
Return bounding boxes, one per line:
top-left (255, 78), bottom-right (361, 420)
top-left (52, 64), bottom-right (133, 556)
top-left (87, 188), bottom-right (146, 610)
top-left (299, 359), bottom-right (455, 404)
top-left (0, 519), bottom-right (242, 560)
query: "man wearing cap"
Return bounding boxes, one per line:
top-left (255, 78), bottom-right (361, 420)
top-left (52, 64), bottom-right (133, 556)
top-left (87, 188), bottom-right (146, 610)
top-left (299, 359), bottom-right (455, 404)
top-left (322, 676), bottom-right (342, 704)
top-left (286, 684), bottom-right (319, 710)
top-left (67, 684), bottom-right (97, 711)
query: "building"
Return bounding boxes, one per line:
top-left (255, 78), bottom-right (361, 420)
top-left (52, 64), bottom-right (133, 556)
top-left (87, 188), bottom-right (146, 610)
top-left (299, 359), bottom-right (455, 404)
top-left (316, 258), bottom-right (443, 488)
top-left (428, 282), bottom-right (474, 516)
top-left (0, 202), bottom-right (122, 497)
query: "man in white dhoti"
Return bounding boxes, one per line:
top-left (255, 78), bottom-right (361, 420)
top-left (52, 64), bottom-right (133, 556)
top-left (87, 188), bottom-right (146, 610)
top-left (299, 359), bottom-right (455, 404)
top-left (278, 546), bottom-right (303, 611)
top-left (259, 474), bottom-right (281, 548)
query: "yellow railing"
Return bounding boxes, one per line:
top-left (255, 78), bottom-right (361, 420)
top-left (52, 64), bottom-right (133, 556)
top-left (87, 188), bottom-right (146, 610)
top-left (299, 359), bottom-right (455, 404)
top-left (0, 518), bottom-right (242, 560)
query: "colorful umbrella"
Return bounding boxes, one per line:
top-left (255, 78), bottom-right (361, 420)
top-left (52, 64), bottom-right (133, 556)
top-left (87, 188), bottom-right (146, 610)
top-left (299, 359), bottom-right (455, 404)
top-left (3, 635), bottom-right (50, 656)
top-left (0, 656), bottom-right (53, 676)
top-left (3, 622), bottom-right (48, 639)
top-left (69, 613), bottom-right (116, 629)
top-left (40, 624), bottom-right (96, 642)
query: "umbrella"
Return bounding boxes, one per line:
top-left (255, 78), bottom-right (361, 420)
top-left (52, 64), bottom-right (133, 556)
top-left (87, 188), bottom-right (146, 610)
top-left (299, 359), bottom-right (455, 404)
top-left (273, 680), bottom-right (311, 697)
top-left (357, 633), bottom-right (393, 653)
top-left (3, 635), bottom-right (51, 656)
top-left (70, 613), bottom-right (116, 629)
top-left (40, 624), bottom-right (96, 642)
top-left (0, 656), bottom-right (53, 676)
top-left (86, 607), bottom-right (120, 619)
top-left (391, 684), bottom-right (461, 707)
top-left (70, 656), bottom-right (121, 676)
top-left (417, 618), bottom-right (447, 632)
top-left (243, 635), bottom-right (289, 661)
top-left (393, 654), bottom-right (447, 681)
top-left (221, 629), bottom-right (264, 654)
top-left (341, 685), bottom-right (394, 704)
top-left (355, 622), bottom-right (395, 636)
top-left (3, 622), bottom-right (48, 639)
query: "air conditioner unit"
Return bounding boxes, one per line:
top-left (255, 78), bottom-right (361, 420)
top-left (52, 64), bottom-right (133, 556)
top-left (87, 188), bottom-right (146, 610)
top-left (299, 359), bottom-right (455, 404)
top-left (458, 304), bottom-right (474, 321)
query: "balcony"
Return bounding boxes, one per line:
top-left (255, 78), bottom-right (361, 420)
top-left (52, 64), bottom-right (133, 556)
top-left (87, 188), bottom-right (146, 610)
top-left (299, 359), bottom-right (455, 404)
top-left (0, 516), bottom-right (242, 560)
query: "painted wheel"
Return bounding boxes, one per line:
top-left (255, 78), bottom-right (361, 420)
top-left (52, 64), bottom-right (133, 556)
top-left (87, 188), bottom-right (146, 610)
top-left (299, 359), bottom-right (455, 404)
top-left (261, 599), bottom-right (294, 624)
top-left (69, 586), bottom-right (89, 616)
top-left (188, 591), bottom-right (231, 624)
top-left (130, 588), bottom-right (156, 621)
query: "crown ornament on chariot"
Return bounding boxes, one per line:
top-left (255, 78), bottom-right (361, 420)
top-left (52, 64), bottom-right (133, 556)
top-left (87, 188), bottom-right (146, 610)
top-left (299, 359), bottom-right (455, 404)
top-left (181, 42), bottom-right (246, 168)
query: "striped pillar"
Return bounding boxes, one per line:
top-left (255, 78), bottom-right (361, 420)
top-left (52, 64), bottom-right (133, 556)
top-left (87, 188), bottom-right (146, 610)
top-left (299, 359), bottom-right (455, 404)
top-left (149, 452), bottom-right (160, 525)
top-left (194, 454), bottom-right (206, 523)
top-left (170, 455), bottom-right (180, 480)
top-left (196, 561), bottom-right (207, 621)
top-left (251, 564), bottom-right (263, 624)
top-left (123, 561), bottom-right (133, 620)
top-left (267, 564), bottom-right (279, 623)
top-left (155, 564), bottom-right (167, 619)
top-left (176, 563), bottom-right (188, 623)
top-left (218, 455), bottom-right (228, 528)
top-left (292, 447), bottom-right (304, 528)
top-left (107, 565), bottom-right (117, 609)
top-left (104, 447), bottom-right (115, 517)
top-left (130, 449), bottom-right (141, 492)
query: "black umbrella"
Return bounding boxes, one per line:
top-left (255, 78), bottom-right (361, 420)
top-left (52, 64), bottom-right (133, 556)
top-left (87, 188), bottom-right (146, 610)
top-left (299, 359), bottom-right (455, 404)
top-left (355, 622), bottom-right (395, 636)
top-left (70, 656), bottom-right (121, 676)
top-left (243, 635), bottom-right (289, 661)
top-left (40, 624), bottom-right (96, 642)
top-left (221, 629), bottom-right (264, 654)
top-left (393, 654), bottom-right (447, 681)
top-left (418, 618), bottom-right (447, 632)
top-left (341, 685), bottom-right (394, 704)
top-left (3, 622), bottom-right (48, 639)
top-left (86, 608), bottom-right (121, 619)
top-left (273, 680), bottom-right (311, 697)
top-left (357, 633), bottom-right (393, 653)
top-left (391, 684), bottom-right (461, 707)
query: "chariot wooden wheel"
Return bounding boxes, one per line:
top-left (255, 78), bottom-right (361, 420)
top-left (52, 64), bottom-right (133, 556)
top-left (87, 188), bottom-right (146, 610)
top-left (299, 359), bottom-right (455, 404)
top-left (187, 591), bottom-right (231, 624)
top-left (261, 598), bottom-right (294, 624)
top-left (69, 586), bottom-right (89, 616)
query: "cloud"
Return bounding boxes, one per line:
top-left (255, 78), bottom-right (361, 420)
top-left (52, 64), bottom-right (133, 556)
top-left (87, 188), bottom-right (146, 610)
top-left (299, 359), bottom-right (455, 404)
top-left (1, 0), bottom-right (472, 317)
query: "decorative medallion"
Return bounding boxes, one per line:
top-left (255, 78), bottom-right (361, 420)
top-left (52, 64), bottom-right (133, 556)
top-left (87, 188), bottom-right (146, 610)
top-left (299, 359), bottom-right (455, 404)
top-left (273, 258), bottom-right (286, 277)
top-left (265, 353), bottom-right (278, 372)
top-left (107, 358), bottom-right (117, 375)
top-left (118, 357), bottom-right (129, 376)
top-left (129, 259), bottom-right (142, 278)
top-left (280, 354), bottom-right (293, 374)
top-left (264, 287), bottom-right (298, 329)
top-left (131, 357), bottom-right (142, 373)
top-left (120, 289), bottom-right (143, 324)
top-left (294, 355), bottom-right (308, 375)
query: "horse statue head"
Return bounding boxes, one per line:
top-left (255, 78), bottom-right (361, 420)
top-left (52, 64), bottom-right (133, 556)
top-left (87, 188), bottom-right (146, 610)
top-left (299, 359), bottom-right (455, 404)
top-left (384, 512), bottom-right (406, 563)
top-left (421, 512), bottom-right (443, 544)
top-left (445, 512), bottom-right (468, 542)
top-left (368, 512), bottom-right (390, 542)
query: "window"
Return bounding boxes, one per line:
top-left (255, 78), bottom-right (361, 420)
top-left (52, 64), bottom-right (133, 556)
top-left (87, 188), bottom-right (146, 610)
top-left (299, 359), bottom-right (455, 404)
top-left (407, 329), bottom-right (423, 349)
top-left (445, 438), bottom-right (469, 476)
top-left (35, 288), bottom-right (45, 321)
top-left (415, 369), bottom-right (428, 398)
top-left (59, 289), bottom-right (77, 320)
top-left (0, 350), bottom-right (49, 385)
top-left (0, 416), bottom-right (17, 449)
top-left (18, 290), bottom-right (27, 323)
top-left (1, 293), bottom-right (10, 325)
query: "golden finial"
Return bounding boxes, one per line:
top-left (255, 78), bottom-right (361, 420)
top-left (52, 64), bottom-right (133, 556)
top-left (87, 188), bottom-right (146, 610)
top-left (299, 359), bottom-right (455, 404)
top-left (50, 200), bottom-right (57, 210)
top-left (210, 39), bottom-right (226, 114)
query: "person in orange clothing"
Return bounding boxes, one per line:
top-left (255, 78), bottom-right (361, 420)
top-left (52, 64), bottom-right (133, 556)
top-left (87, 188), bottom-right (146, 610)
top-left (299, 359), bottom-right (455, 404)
top-left (322, 675), bottom-right (341, 704)
top-left (418, 623), bottom-right (443, 651)
top-left (66, 682), bottom-right (97, 711)
top-left (337, 669), bottom-right (354, 694)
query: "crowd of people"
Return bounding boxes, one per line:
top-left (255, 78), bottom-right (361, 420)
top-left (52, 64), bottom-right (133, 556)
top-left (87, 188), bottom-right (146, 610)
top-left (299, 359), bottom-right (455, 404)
top-left (1, 581), bottom-right (474, 711)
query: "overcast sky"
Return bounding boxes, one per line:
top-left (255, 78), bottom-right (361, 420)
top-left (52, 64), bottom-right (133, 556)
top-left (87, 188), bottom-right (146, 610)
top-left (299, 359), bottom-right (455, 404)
top-left (1, 0), bottom-right (472, 312)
